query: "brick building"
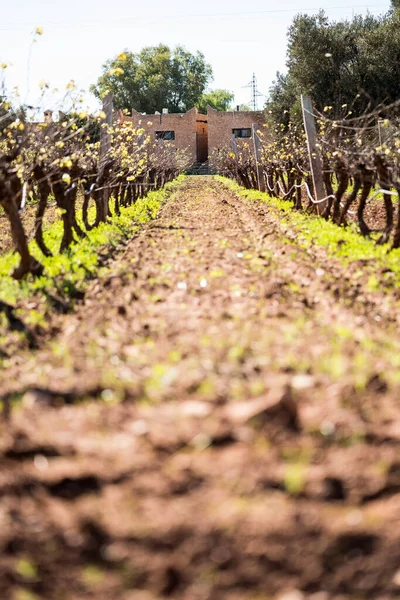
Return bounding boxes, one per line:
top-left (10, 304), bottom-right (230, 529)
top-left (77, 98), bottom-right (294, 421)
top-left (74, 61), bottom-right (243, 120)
top-left (129, 107), bottom-right (207, 163)
top-left (117, 106), bottom-right (266, 165)
top-left (207, 107), bottom-right (266, 154)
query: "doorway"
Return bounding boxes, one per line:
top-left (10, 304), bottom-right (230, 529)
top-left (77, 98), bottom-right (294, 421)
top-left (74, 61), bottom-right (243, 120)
top-left (196, 117), bottom-right (208, 163)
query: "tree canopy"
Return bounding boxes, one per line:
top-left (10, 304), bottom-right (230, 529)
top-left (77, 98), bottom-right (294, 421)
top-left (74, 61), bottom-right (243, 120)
top-left (195, 89), bottom-right (235, 114)
top-left (91, 45), bottom-right (213, 114)
top-left (266, 5), bottom-right (400, 127)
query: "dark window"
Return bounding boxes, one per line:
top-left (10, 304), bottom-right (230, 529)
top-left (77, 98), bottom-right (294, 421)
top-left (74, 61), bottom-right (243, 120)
top-left (156, 130), bottom-right (175, 140)
top-left (232, 128), bottom-right (251, 138)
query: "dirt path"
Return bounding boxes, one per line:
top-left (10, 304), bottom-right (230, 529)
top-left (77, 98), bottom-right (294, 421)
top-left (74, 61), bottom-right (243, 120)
top-left (1, 177), bottom-right (400, 600)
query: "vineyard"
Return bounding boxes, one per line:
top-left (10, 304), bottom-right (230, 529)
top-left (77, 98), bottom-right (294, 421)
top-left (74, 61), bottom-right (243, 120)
top-left (214, 104), bottom-right (400, 249)
top-left (1, 94), bottom-right (400, 600)
top-left (0, 95), bottom-right (190, 279)
top-left (3, 96), bottom-right (400, 280)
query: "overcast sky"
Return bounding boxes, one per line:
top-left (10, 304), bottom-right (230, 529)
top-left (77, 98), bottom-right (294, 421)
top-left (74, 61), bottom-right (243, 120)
top-left (0, 0), bottom-right (391, 116)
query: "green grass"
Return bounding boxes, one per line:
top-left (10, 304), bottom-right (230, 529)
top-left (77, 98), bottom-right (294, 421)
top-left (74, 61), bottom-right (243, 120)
top-left (0, 176), bottom-right (185, 352)
top-left (214, 176), bottom-right (400, 391)
top-left (216, 175), bottom-right (400, 290)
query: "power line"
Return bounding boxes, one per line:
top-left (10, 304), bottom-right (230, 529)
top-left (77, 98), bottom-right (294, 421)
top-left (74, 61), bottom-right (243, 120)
top-left (0, 4), bottom-right (390, 31)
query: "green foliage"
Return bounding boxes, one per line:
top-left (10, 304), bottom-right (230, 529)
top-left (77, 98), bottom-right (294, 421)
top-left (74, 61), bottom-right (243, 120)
top-left (266, 73), bottom-right (300, 130)
top-left (15, 558), bottom-right (38, 581)
top-left (91, 45), bottom-right (213, 113)
top-left (0, 178), bottom-right (185, 326)
top-left (236, 104), bottom-right (252, 111)
top-left (196, 89), bottom-right (234, 114)
top-left (266, 7), bottom-right (400, 125)
top-left (57, 111), bottom-right (101, 143)
top-left (283, 464), bottom-right (307, 496)
top-left (217, 176), bottom-right (400, 289)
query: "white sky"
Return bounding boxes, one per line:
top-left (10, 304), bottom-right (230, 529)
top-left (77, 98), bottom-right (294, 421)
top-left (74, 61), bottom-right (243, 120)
top-left (0, 0), bottom-right (391, 116)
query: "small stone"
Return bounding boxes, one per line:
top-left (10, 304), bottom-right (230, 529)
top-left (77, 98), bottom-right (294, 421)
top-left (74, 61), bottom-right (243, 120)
top-left (392, 569), bottom-right (400, 587)
top-left (291, 374), bottom-right (314, 390)
top-left (101, 389), bottom-right (115, 402)
top-left (130, 420), bottom-right (149, 436)
top-left (346, 510), bottom-right (363, 526)
top-left (22, 389), bottom-right (52, 407)
top-left (226, 386), bottom-right (299, 431)
top-left (320, 420), bottom-right (336, 437)
top-left (190, 433), bottom-right (211, 451)
top-left (34, 454), bottom-right (49, 471)
top-left (276, 591), bottom-right (305, 600)
top-left (26, 302), bottom-right (38, 309)
top-left (181, 401), bottom-right (211, 418)
top-left (309, 594), bottom-right (329, 600)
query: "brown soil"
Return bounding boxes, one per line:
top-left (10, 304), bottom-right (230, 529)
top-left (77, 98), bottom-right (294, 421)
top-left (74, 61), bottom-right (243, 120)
top-left (1, 177), bottom-right (400, 600)
top-left (0, 201), bottom-right (59, 255)
top-left (345, 196), bottom-right (395, 231)
top-left (299, 189), bottom-right (397, 231)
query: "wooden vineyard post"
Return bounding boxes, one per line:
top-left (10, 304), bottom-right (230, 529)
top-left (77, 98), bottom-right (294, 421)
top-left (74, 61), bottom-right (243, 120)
top-left (231, 133), bottom-right (238, 158)
top-left (301, 95), bottom-right (326, 215)
top-left (231, 134), bottom-right (239, 183)
top-left (99, 91), bottom-right (114, 221)
top-left (252, 123), bottom-right (266, 193)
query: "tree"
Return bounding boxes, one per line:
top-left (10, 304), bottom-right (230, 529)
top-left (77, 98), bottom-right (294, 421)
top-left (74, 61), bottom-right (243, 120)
top-left (266, 72), bottom-right (299, 130)
top-left (266, 7), bottom-right (400, 127)
top-left (57, 111), bottom-right (101, 143)
top-left (91, 45), bottom-right (213, 114)
top-left (196, 89), bottom-right (234, 114)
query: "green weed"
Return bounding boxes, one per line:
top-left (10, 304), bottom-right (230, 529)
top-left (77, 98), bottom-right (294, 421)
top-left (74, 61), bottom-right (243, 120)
top-left (0, 177), bottom-right (186, 350)
top-left (216, 175), bottom-right (400, 289)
